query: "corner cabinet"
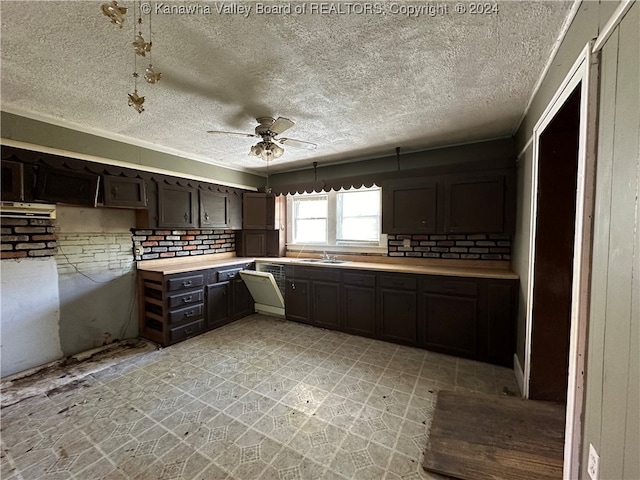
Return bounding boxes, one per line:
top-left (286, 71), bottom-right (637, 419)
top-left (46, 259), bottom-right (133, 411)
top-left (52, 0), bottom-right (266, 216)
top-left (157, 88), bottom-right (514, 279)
top-left (138, 260), bottom-right (254, 346)
top-left (242, 193), bottom-right (285, 230)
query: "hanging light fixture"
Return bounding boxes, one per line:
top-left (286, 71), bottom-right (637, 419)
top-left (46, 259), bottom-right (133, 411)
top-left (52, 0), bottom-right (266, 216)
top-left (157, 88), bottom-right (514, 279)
top-left (126, 0), bottom-right (161, 112)
top-left (249, 141), bottom-right (284, 161)
top-left (101, 1), bottom-right (127, 27)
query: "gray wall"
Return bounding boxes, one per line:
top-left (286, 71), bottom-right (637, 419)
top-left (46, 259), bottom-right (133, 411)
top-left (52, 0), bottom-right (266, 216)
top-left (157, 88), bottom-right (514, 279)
top-left (582, 4), bottom-right (639, 479)
top-left (513, 1), bottom-right (639, 478)
top-left (1, 111), bottom-right (264, 189)
top-left (269, 137), bottom-right (515, 185)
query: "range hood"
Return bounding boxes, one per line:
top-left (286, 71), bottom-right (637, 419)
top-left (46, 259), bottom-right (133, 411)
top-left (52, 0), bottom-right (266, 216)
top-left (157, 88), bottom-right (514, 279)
top-left (0, 202), bottom-right (57, 219)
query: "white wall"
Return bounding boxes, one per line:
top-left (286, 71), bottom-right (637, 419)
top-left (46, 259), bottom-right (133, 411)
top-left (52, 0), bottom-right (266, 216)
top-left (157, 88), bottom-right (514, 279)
top-left (0, 257), bottom-right (63, 377)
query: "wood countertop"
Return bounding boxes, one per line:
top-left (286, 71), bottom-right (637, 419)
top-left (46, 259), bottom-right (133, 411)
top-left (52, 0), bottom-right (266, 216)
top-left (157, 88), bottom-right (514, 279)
top-left (255, 257), bottom-right (519, 280)
top-left (137, 252), bottom-right (518, 280)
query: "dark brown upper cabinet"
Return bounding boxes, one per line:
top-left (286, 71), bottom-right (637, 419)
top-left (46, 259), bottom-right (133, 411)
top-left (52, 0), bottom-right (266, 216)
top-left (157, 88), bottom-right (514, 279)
top-left (444, 175), bottom-right (505, 234)
top-left (242, 193), bottom-right (285, 230)
top-left (103, 176), bottom-right (147, 208)
top-left (381, 168), bottom-right (515, 235)
top-left (382, 179), bottom-right (439, 234)
top-left (200, 191), bottom-right (229, 228)
top-left (1, 160), bottom-right (24, 201)
top-left (157, 183), bottom-right (198, 228)
top-left (35, 166), bottom-right (100, 207)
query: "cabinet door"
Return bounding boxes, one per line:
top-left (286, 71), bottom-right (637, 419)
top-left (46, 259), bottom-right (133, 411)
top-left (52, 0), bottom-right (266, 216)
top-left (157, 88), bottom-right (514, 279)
top-left (343, 285), bottom-right (376, 337)
top-left (157, 183), bottom-right (198, 228)
top-left (1, 160), bottom-right (24, 201)
top-left (103, 176), bottom-right (147, 208)
top-left (481, 280), bottom-right (516, 366)
top-left (312, 281), bottom-right (341, 329)
top-left (200, 191), bottom-right (229, 228)
top-left (285, 278), bottom-right (311, 324)
top-left (444, 176), bottom-right (504, 233)
top-left (423, 292), bottom-right (477, 357)
top-left (35, 166), bottom-right (100, 207)
top-left (228, 193), bottom-right (243, 230)
top-left (243, 193), bottom-right (269, 229)
top-left (382, 181), bottom-right (438, 233)
top-left (232, 277), bottom-right (253, 318)
top-left (239, 231), bottom-right (267, 256)
top-left (378, 289), bottom-right (418, 345)
top-left (242, 193), bottom-right (284, 230)
top-left (206, 282), bottom-right (231, 329)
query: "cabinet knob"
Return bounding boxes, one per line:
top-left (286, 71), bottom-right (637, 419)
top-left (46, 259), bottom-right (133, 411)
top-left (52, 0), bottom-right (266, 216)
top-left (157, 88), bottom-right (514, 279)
top-left (184, 213), bottom-right (189, 222)
top-left (111, 186), bottom-right (118, 199)
top-left (204, 213), bottom-right (210, 221)
top-left (421, 220), bottom-right (426, 224)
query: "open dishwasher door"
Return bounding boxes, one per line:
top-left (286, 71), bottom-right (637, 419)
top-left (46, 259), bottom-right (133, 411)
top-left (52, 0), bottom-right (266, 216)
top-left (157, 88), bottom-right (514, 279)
top-left (239, 270), bottom-right (285, 317)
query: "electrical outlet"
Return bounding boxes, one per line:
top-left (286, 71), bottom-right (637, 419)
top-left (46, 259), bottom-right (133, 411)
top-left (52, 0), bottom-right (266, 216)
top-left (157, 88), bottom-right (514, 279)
top-left (134, 246), bottom-right (144, 257)
top-left (403, 238), bottom-right (411, 247)
top-left (588, 443), bottom-right (600, 480)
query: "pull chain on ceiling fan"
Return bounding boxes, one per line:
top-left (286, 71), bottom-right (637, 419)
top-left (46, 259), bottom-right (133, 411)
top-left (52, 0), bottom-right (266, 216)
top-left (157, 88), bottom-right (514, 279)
top-left (207, 117), bottom-right (317, 161)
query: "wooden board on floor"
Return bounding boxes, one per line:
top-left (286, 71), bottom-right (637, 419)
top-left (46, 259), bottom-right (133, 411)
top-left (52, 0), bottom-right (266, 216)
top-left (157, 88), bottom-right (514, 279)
top-left (423, 390), bottom-right (565, 480)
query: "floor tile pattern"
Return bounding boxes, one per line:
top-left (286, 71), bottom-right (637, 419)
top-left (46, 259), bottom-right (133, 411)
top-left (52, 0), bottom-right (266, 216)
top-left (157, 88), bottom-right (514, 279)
top-left (1, 315), bottom-right (519, 479)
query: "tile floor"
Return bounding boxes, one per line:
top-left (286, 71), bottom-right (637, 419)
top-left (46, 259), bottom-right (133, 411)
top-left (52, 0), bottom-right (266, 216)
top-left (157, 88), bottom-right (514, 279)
top-left (1, 314), bottom-right (519, 480)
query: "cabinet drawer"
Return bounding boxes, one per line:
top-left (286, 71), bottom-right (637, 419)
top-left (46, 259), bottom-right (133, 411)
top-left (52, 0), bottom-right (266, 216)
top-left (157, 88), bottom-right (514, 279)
top-left (167, 274), bottom-right (204, 292)
top-left (422, 277), bottom-right (478, 296)
top-left (218, 268), bottom-right (242, 281)
top-left (167, 290), bottom-right (203, 308)
top-left (307, 268), bottom-right (340, 282)
top-left (379, 275), bottom-right (417, 290)
top-left (169, 319), bottom-right (205, 343)
top-left (168, 303), bottom-right (204, 324)
top-left (343, 272), bottom-right (376, 288)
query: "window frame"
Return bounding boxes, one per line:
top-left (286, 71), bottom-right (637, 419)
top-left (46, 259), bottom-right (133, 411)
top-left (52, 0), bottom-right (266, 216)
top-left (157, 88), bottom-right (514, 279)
top-left (286, 186), bottom-right (387, 254)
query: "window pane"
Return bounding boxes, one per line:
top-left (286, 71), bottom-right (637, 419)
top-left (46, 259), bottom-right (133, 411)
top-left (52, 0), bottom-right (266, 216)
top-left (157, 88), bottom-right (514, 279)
top-left (295, 219), bottom-right (327, 243)
top-left (337, 188), bottom-right (380, 242)
top-left (339, 190), bottom-right (380, 216)
top-left (296, 196), bottom-right (327, 218)
top-left (338, 217), bottom-right (379, 241)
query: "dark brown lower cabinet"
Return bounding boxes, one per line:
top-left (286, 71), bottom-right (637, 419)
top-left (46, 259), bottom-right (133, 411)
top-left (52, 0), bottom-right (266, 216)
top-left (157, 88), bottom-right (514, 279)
top-left (138, 261), bottom-right (254, 347)
top-left (282, 265), bottom-right (517, 367)
top-left (206, 282), bottom-right (231, 329)
top-left (285, 278), bottom-right (311, 324)
top-left (312, 281), bottom-right (341, 329)
top-left (422, 292), bottom-right (477, 357)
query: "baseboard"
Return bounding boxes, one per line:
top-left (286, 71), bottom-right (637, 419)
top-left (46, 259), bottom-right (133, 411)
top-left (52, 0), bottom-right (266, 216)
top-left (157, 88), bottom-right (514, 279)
top-left (514, 353), bottom-right (525, 397)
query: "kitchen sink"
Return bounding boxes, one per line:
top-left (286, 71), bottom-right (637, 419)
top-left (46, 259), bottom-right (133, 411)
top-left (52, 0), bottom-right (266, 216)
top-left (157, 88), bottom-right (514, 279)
top-left (297, 258), bottom-right (348, 264)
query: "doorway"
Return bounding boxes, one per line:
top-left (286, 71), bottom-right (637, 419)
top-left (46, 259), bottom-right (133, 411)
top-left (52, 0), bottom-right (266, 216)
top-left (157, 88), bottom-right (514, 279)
top-left (529, 87), bottom-right (581, 402)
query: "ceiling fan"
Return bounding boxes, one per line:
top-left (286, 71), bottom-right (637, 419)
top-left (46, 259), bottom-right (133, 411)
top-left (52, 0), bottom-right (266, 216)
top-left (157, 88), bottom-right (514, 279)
top-left (207, 117), bottom-right (317, 161)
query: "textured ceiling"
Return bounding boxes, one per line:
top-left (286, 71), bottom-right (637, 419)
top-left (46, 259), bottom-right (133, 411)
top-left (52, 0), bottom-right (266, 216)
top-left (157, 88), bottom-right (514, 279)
top-left (1, 1), bottom-right (575, 175)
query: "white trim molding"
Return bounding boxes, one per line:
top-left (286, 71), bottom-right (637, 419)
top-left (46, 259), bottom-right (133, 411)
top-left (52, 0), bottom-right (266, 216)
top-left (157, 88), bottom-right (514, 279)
top-left (524, 41), bottom-right (599, 480)
top-left (592, 0), bottom-right (635, 53)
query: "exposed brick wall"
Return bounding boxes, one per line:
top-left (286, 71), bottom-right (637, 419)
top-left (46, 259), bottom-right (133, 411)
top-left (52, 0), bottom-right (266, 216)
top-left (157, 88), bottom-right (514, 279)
top-left (387, 234), bottom-right (511, 261)
top-left (1, 218), bottom-right (57, 259)
top-left (56, 233), bottom-right (134, 275)
top-left (132, 229), bottom-right (236, 261)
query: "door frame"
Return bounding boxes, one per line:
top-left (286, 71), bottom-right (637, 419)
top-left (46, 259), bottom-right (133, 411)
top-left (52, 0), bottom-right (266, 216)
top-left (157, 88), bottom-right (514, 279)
top-left (524, 42), bottom-right (599, 479)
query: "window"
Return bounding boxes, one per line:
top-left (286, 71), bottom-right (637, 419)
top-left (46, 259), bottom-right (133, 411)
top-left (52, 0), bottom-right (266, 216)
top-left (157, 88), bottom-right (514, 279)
top-left (288, 186), bottom-right (384, 251)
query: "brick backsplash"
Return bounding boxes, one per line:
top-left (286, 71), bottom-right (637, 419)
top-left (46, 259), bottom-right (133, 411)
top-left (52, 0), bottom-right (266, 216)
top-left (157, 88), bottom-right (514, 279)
top-left (0, 218), bottom-right (57, 259)
top-left (131, 229), bottom-right (236, 261)
top-left (387, 233), bottom-right (511, 260)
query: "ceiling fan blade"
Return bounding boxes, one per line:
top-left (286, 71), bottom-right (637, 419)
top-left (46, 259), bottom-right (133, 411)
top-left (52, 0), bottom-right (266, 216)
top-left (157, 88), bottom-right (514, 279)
top-left (207, 130), bottom-right (259, 139)
top-left (269, 117), bottom-right (295, 135)
top-left (278, 137), bottom-right (318, 150)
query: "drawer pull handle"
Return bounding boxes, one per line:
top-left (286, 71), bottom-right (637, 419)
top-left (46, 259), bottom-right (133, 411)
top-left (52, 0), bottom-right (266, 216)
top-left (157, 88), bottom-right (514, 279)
top-left (393, 281), bottom-right (404, 287)
top-left (182, 281), bottom-right (192, 287)
top-left (183, 296), bottom-right (193, 303)
top-left (185, 311), bottom-right (194, 317)
top-left (184, 327), bottom-right (194, 334)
